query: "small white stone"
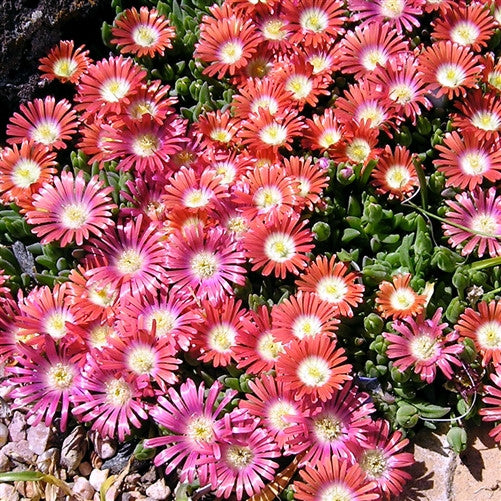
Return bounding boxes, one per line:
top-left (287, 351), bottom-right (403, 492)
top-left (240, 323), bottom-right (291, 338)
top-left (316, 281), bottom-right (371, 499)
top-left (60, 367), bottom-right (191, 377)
top-left (89, 468), bottom-right (109, 492)
top-left (72, 476), bottom-right (95, 500)
top-left (145, 479), bottom-right (171, 500)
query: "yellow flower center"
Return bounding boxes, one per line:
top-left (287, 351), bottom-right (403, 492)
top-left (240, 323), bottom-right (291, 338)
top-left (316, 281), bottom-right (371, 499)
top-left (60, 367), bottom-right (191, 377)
top-left (31, 120), bottom-right (60, 145)
top-left (451, 21), bottom-right (480, 46)
top-left (254, 186), bottom-right (283, 211)
top-left (210, 128), bottom-right (233, 143)
top-left (314, 415), bottom-right (342, 442)
top-left (251, 96), bottom-right (278, 115)
top-left (46, 362), bottom-right (75, 390)
top-left (190, 251), bottom-right (218, 279)
top-left (390, 287), bottom-right (416, 311)
top-left (184, 188), bottom-right (211, 208)
top-left (317, 276), bottom-right (348, 304)
top-left (357, 105), bottom-right (385, 127)
top-left (471, 111), bottom-right (501, 131)
top-left (389, 83), bottom-right (414, 104)
top-left (127, 346), bottom-right (156, 374)
top-left (44, 311), bottom-right (71, 339)
top-left (145, 309), bottom-right (176, 337)
top-left (286, 75), bottom-right (313, 100)
top-left (267, 400), bottom-right (296, 430)
top-left (262, 19), bottom-right (287, 40)
top-left (219, 41), bottom-right (243, 65)
top-left (385, 165), bottom-right (411, 189)
top-left (460, 151), bottom-right (488, 175)
top-left (60, 203), bottom-right (89, 229)
top-left (471, 213), bottom-right (499, 236)
top-left (132, 24), bottom-right (159, 48)
top-left (186, 415), bottom-right (215, 443)
top-left (264, 232), bottom-right (296, 262)
top-left (359, 449), bottom-right (388, 478)
top-left (105, 378), bottom-right (132, 406)
top-left (320, 483), bottom-right (354, 501)
top-left (225, 445), bottom-right (254, 470)
top-left (116, 248), bottom-right (143, 274)
top-left (476, 321), bottom-right (501, 349)
top-left (53, 58), bottom-right (78, 78)
top-left (293, 314), bottom-right (323, 338)
top-left (12, 159), bottom-right (42, 188)
top-left (208, 323), bottom-right (236, 352)
top-left (256, 332), bottom-right (284, 361)
top-left (132, 133), bottom-right (160, 157)
top-left (226, 216), bottom-right (248, 236)
top-left (410, 334), bottom-right (438, 361)
top-left (436, 64), bottom-right (466, 88)
top-left (488, 71), bottom-right (501, 91)
top-left (300, 8), bottom-right (329, 33)
top-left (297, 355), bottom-right (331, 387)
top-left (260, 123), bottom-right (288, 146)
top-left (346, 139), bottom-right (371, 164)
top-left (380, 0), bottom-right (405, 18)
top-left (361, 48), bottom-right (387, 71)
top-left (88, 284), bottom-right (117, 307)
top-left (319, 129), bottom-right (342, 149)
top-left (100, 78), bottom-right (130, 102)
top-left (89, 324), bottom-right (114, 349)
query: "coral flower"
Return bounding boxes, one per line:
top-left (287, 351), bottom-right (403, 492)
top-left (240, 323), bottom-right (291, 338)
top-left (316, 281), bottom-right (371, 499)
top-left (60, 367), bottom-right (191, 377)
top-left (479, 368), bottom-right (501, 443)
top-left (195, 11), bottom-right (261, 79)
top-left (26, 170), bottom-right (116, 247)
top-left (124, 80), bottom-right (176, 124)
top-left (75, 55), bottom-right (146, 117)
top-left (434, 130), bottom-right (501, 190)
top-left (303, 108), bottom-right (344, 152)
top-left (6, 96), bottom-right (77, 150)
top-left (38, 40), bottom-right (91, 83)
top-left (371, 144), bottom-right (418, 200)
top-left (244, 212), bottom-right (314, 279)
top-left (376, 273), bottom-right (426, 319)
top-left (166, 224), bottom-right (246, 300)
top-left (276, 336), bottom-right (352, 403)
top-left (145, 379), bottom-right (236, 485)
top-left (456, 300), bottom-right (501, 367)
top-left (418, 41), bottom-right (483, 99)
top-left (296, 255), bottom-right (364, 317)
top-left (196, 109), bottom-right (239, 148)
top-left (294, 456), bottom-right (378, 501)
top-left (0, 140), bottom-right (57, 209)
top-left (384, 308), bottom-right (463, 383)
top-left (357, 419), bottom-right (414, 499)
top-left (111, 6), bottom-right (176, 57)
top-left (481, 52), bottom-right (501, 93)
top-left (8, 336), bottom-right (80, 431)
top-left (443, 187), bottom-right (501, 258)
top-left (331, 120), bottom-right (380, 167)
top-left (431, 2), bottom-right (496, 52)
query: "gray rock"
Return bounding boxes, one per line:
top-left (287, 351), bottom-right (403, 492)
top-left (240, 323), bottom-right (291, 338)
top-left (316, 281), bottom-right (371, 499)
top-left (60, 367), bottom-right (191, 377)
top-left (60, 425), bottom-right (87, 473)
top-left (8, 411), bottom-right (26, 441)
top-left (145, 479), bottom-right (171, 500)
top-left (0, 482), bottom-right (19, 500)
top-left (37, 448), bottom-right (59, 474)
top-left (0, 448), bottom-right (12, 472)
top-left (27, 422), bottom-right (52, 455)
top-left (1, 440), bottom-right (36, 464)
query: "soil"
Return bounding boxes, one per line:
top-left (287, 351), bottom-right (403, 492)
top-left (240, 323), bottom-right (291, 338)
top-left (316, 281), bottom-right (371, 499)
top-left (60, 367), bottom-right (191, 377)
top-left (0, 0), bottom-right (114, 142)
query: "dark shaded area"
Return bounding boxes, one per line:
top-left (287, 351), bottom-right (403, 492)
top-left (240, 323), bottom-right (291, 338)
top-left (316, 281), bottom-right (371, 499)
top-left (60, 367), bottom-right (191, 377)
top-left (0, 0), bottom-right (115, 142)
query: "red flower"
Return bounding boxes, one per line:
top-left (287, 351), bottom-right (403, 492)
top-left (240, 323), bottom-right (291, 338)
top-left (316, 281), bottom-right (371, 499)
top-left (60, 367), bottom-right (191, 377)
top-left (376, 273), bottom-right (426, 319)
top-left (38, 40), bottom-right (91, 83)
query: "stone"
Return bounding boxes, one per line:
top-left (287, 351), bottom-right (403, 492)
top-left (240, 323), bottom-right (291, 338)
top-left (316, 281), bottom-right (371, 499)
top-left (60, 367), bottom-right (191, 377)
top-left (8, 411), bottom-right (26, 441)
top-left (0, 423), bottom-right (8, 447)
top-left (0, 448), bottom-right (12, 472)
top-left (145, 479), bottom-right (171, 500)
top-left (37, 447), bottom-right (59, 474)
top-left (1, 440), bottom-right (36, 465)
top-left (27, 421), bottom-right (52, 455)
top-left (60, 425), bottom-right (87, 473)
top-left (89, 468), bottom-right (109, 492)
top-left (72, 476), bottom-right (95, 501)
top-left (79, 461), bottom-right (93, 476)
top-left (0, 483), bottom-right (19, 501)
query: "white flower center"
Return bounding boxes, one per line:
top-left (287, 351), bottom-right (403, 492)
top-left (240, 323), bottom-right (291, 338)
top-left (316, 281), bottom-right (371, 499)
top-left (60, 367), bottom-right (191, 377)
top-left (390, 287), bottom-right (416, 311)
top-left (46, 362), bottom-right (75, 390)
top-left (12, 159), bottom-right (42, 188)
top-left (300, 8), bottom-right (329, 33)
top-left (257, 332), bottom-right (284, 361)
top-left (132, 24), bottom-right (159, 48)
top-left (89, 324), bottom-right (113, 349)
top-left (100, 78), bottom-right (131, 103)
top-left (488, 71), bottom-right (501, 91)
top-left (450, 21), bottom-right (480, 46)
top-left (251, 96), bottom-right (279, 115)
top-left (225, 445), bottom-right (254, 470)
top-left (262, 18), bottom-right (287, 40)
top-left (361, 48), bottom-right (388, 71)
top-left (380, 0), bottom-right (405, 18)
top-left (297, 355), bottom-right (331, 387)
top-left (31, 120), bottom-right (60, 145)
top-left (264, 232), bottom-right (296, 262)
top-left (145, 309), bottom-right (176, 337)
top-left (60, 203), bottom-right (89, 229)
top-left (88, 284), bottom-right (117, 307)
top-left (286, 75), bottom-right (313, 100)
top-left (190, 251), bottom-right (218, 279)
top-left (254, 186), bottom-right (283, 211)
top-left (208, 323), bottom-right (236, 352)
top-left (129, 100), bottom-right (156, 119)
top-left (105, 378), bottom-right (132, 406)
top-left (471, 111), bottom-right (501, 131)
top-left (410, 334), bottom-right (438, 361)
top-left (292, 314), bottom-right (323, 338)
top-left (470, 213), bottom-right (499, 236)
top-left (385, 165), bottom-right (411, 189)
top-left (186, 415), bottom-right (215, 443)
top-left (184, 188), bottom-right (211, 208)
top-left (319, 129), bottom-right (342, 149)
top-left (346, 139), bottom-right (371, 164)
top-left (214, 161), bottom-right (237, 184)
top-left (308, 54), bottom-right (329, 74)
top-left (459, 151), bottom-right (489, 175)
top-left (127, 345), bottom-right (156, 375)
top-left (210, 128), bottom-right (233, 143)
top-left (317, 276), bottom-right (348, 303)
top-left (436, 64), bottom-right (466, 88)
top-left (268, 400), bottom-right (297, 430)
top-left (116, 248), bottom-right (144, 274)
top-left (44, 311), bottom-right (72, 339)
top-left (219, 40), bottom-right (243, 65)
top-left (357, 105), bottom-right (385, 127)
top-left (389, 83), bottom-right (415, 104)
top-left (260, 123), bottom-right (288, 146)
top-left (132, 133), bottom-right (159, 157)
top-left (53, 57), bottom-right (78, 78)
top-left (476, 321), bottom-right (501, 349)
top-left (227, 215), bottom-right (248, 236)
top-left (320, 483), bottom-right (354, 501)
top-left (360, 449), bottom-right (388, 479)
top-left (314, 415), bottom-right (342, 442)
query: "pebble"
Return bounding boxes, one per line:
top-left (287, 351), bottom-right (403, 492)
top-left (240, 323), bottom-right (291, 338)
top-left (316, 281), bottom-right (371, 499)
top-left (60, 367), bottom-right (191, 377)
top-left (0, 423), bottom-right (8, 447)
top-left (89, 468), bottom-right (109, 492)
top-left (79, 461), bottom-right (93, 476)
top-left (8, 411), bottom-right (26, 441)
top-left (27, 422), bottom-right (52, 455)
top-left (37, 447), bottom-right (59, 474)
top-left (72, 476), bottom-right (95, 500)
top-left (60, 425), bottom-right (87, 473)
top-left (1, 440), bottom-right (36, 464)
top-left (0, 482), bottom-right (19, 500)
top-left (0, 448), bottom-right (12, 472)
top-left (145, 479), bottom-right (171, 500)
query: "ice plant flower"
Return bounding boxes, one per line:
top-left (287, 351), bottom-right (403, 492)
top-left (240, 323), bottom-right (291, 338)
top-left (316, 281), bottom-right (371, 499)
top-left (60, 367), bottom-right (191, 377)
top-left (6, 96), bottom-right (77, 150)
top-left (479, 367), bottom-right (501, 443)
top-left (276, 336), bottom-right (352, 403)
top-left (376, 273), bottom-right (426, 319)
top-left (111, 6), bottom-right (176, 57)
top-left (384, 308), bottom-right (463, 383)
top-left (38, 40), bottom-right (91, 83)
top-left (26, 170), bottom-right (116, 247)
top-left (456, 300), bottom-right (501, 367)
top-left (145, 379), bottom-right (236, 485)
top-left (443, 187), bottom-right (501, 258)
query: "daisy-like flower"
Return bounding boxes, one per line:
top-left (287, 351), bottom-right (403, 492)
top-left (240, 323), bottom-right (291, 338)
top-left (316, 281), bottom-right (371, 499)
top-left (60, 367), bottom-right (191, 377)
top-left (71, 359), bottom-right (148, 441)
top-left (418, 41), bottom-right (483, 99)
top-left (272, 291), bottom-right (340, 343)
top-left (434, 130), bottom-right (501, 190)
top-left (75, 55), bottom-right (146, 117)
top-left (376, 273), bottom-right (426, 319)
top-left (339, 24), bottom-right (408, 78)
top-left (166, 224), bottom-right (246, 300)
top-left (296, 255), bottom-right (364, 317)
top-left (7, 336), bottom-right (80, 431)
top-left (371, 145), bottom-right (418, 200)
top-left (6, 97), bottom-right (77, 150)
top-left (357, 419), bottom-right (414, 499)
top-left (479, 367), bottom-right (501, 442)
top-left (481, 52), bottom-right (501, 92)
top-left (284, 0), bottom-right (346, 48)
top-left (0, 140), bottom-right (57, 209)
top-left (303, 44), bottom-right (340, 77)
top-left (384, 308), bottom-right (463, 383)
top-left (349, 0), bottom-right (424, 34)
top-left (214, 412), bottom-right (280, 500)
top-left (443, 187), bottom-right (501, 258)
top-left (287, 383), bottom-right (374, 465)
top-left (240, 374), bottom-right (304, 448)
top-left (84, 215), bottom-right (168, 297)
top-left (294, 456), bottom-right (378, 501)
top-left (258, 13), bottom-right (291, 48)
top-left (196, 109), bottom-right (238, 148)
top-left (26, 170), bottom-right (116, 247)
top-left (276, 336), bottom-right (352, 403)
top-left (195, 11), bottom-right (261, 79)
top-left (303, 108), bottom-right (344, 152)
top-left (452, 89), bottom-right (501, 141)
top-left (431, 2), bottom-right (496, 52)
top-left (234, 305), bottom-right (285, 375)
top-left (283, 156), bottom-right (329, 211)
top-left (124, 80), bottom-right (176, 124)
top-left (193, 296), bottom-right (248, 368)
top-left (111, 6), bottom-right (175, 57)
top-left (456, 300), bottom-right (501, 367)
top-left (38, 40), bottom-right (91, 83)
top-left (145, 379), bottom-right (236, 485)
top-left (76, 118), bottom-right (117, 168)
top-left (244, 212), bottom-right (314, 279)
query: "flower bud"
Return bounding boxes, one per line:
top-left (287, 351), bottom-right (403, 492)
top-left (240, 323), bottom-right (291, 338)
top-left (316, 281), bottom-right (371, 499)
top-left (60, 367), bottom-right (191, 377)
top-left (312, 221), bottom-right (331, 241)
top-left (364, 313), bottom-right (384, 336)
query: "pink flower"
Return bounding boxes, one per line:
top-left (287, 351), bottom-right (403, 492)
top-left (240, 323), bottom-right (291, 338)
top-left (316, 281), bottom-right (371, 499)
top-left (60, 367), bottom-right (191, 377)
top-left (479, 368), bottom-right (501, 443)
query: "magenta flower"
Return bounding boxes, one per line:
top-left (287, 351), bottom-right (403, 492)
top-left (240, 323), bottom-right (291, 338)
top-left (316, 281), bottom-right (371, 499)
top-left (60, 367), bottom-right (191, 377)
top-left (480, 367), bottom-right (501, 443)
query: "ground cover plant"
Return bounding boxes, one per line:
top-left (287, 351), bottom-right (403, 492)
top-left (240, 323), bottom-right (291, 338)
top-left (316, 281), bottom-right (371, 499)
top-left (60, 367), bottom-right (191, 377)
top-left (1, 0), bottom-right (501, 499)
